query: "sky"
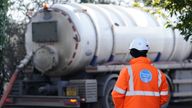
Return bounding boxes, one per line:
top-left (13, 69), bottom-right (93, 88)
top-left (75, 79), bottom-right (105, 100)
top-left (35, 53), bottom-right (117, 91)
top-left (7, 0), bottom-right (55, 22)
top-left (7, 0), bottom-right (142, 22)
top-left (8, 0), bottom-right (35, 22)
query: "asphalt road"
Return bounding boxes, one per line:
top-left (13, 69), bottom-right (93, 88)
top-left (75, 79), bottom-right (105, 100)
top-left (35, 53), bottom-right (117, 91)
top-left (168, 102), bottom-right (192, 108)
top-left (4, 102), bottom-right (192, 108)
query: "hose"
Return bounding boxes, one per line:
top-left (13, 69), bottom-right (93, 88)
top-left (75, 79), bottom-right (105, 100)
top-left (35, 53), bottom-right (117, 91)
top-left (0, 53), bottom-right (33, 108)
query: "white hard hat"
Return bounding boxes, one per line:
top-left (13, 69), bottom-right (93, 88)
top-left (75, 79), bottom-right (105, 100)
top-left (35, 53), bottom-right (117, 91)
top-left (129, 38), bottom-right (150, 50)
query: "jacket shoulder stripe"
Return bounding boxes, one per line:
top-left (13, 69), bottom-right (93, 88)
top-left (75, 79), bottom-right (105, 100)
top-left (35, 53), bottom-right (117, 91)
top-left (127, 66), bottom-right (134, 91)
top-left (158, 69), bottom-right (162, 88)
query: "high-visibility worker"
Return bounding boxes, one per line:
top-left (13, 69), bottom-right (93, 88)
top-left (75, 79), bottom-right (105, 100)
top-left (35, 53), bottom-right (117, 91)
top-left (112, 38), bottom-right (169, 108)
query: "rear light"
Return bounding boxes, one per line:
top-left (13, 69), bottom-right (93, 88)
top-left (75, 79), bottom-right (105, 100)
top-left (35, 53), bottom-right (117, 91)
top-left (64, 98), bottom-right (79, 106)
top-left (70, 99), bottom-right (77, 103)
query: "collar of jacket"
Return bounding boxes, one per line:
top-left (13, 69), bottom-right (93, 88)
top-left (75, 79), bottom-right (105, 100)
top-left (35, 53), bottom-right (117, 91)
top-left (129, 57), bottom-right (151, 65)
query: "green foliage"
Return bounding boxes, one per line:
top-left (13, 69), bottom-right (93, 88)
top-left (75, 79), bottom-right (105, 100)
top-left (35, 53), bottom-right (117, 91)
top-left (132, 1), bottom-right (170, 28)
top-left (0, 0), bottom-right (8, 72)
top-left (151, 0), bottom-right (192, 41)
top-left (0, 0), bottom-right (8, 92)
top-left (5, 0), bottom-right (56, 71)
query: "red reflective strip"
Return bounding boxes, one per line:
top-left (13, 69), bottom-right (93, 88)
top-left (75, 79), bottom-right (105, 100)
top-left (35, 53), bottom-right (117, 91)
top-left (68, 18), bottom-right (72, 23)
top-left (72, 26), bottom-right (76, 32)
top-left (75, 34), bottom-right (79, 41)
top-left (61, 11), bottom-right (67, 16)
top-left (68, 60), bottom-right (72, 65)
top-left (73, 35), bottom-right (78, 42)
top-left (72, 52), bottom-right (76, 58)
top-left (75, 43), bottom-right (78, 49)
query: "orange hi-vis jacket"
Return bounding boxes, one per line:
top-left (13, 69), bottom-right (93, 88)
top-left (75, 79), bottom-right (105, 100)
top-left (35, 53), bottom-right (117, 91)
top-left (112, 57), bottom-right (169, 108)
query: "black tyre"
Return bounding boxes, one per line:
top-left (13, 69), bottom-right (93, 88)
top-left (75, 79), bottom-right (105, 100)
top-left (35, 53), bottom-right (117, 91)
top-left (102, 80), bottom-right (116, 108)
top-left (161, 81), bottom-right (171, 108)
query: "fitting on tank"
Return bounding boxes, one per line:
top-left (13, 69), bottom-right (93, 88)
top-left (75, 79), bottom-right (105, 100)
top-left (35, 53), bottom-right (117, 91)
top-left (33, 46), bottom-right (58, 73)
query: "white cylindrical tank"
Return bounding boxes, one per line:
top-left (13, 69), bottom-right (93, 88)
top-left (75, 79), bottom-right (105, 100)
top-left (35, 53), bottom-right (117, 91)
top-left (25, 3), bottom-right (192, 76)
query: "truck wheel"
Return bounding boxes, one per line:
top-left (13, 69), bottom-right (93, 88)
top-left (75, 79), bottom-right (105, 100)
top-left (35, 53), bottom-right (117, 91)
top-left (161, 90), bottom-right (170, 108)
top-left (161, 75), bottom-right (172, 108)
top-left (102, 79), bottom-right (116, 108)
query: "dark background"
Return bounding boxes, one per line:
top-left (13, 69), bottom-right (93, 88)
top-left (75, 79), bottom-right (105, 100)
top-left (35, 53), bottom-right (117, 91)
top-left (168, 102), bottom-right (192, 108)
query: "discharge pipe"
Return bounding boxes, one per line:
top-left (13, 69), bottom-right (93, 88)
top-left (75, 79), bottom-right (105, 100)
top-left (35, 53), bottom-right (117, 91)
top-left (0, 53), bottom-right (33, 108)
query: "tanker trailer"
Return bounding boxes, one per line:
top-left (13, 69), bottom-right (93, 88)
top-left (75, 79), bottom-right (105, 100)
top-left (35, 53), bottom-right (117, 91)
top-left (4, 3), bottom-right (192, 108)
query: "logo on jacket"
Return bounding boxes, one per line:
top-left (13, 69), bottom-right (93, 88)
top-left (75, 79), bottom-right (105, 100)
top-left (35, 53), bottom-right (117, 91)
top-left (140, 69), bottom-right (152, 83)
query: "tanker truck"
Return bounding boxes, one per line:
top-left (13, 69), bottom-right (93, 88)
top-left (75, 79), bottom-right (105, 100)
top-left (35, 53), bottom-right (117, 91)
top-left (3, 3), bottom-right (192, 108)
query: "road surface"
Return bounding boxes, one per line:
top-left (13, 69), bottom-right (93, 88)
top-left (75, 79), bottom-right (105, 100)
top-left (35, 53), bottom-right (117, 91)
top-left (168, 102), bottom-right (192, 108)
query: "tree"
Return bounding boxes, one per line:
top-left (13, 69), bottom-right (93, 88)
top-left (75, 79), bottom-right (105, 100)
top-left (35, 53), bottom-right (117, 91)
top-left (150, 0), bottom-right (192, 41)
top-left (5, 21), bottom-right (26, 72)
top-left (0, 0), bottom-right (8, 93)
top-left (5, 0), bottom-right (55, 70)
top-left (8, 0), bottom-right (54, 23)
top-left (6, 0), bottom-right (75, 72)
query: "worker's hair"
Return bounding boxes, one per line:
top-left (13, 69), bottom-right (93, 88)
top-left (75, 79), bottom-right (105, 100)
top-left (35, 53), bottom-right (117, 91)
top-left (130, 48), bottom-right (148, 58)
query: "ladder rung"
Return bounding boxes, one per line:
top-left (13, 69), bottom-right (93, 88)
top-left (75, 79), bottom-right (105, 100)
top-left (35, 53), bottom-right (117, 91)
top-left (173, 92), bottom-right (192, 97)
top-left (173, 79), bottom-right (192, 84)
